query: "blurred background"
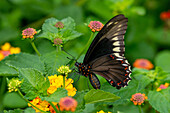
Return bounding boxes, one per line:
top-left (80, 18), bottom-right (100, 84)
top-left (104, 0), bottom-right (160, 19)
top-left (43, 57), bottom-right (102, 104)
top-left (0, 0), bottom-right (170, 112)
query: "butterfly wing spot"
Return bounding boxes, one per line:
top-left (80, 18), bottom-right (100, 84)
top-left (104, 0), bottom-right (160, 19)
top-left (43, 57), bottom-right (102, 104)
top-left (114, 53), bottom-right (123, 58)
top-left (118, 24), bottom-right (122, 28)
top-left (113, 41), bottom-right (120, 46)
top-left (112, 37), bottom-right (119, 41)
top-left (114, 21), bottom-right (118, 24)
top-left (113, 47), bottom-right (121, 52)
top-left (106, 22), bottom-right (113, 27)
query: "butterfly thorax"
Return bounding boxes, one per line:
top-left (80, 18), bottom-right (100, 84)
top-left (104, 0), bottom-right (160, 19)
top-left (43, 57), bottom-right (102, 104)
top-left (75, 62), bottom-right (92, 77)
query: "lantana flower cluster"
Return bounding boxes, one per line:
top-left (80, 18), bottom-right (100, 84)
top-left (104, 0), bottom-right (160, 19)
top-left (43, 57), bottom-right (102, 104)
top-left (28, 66), bottom-right (77, 112)
top-left (88, 21), bottom-right (104, 32)
top-left (0, 43), bottom-right (21, 61)
top-left (130, 93), bottom-right (148, 105)
top-left (22, 28), bottom-right (37, 39)
top-left (156, 83), bottom-right (169, 91)
top-left (7, 78), bottom-right (22, 92)
top-left (47, 74), bottom-right (77, 96)
top-left (133, 59), bottom-right (154, 70)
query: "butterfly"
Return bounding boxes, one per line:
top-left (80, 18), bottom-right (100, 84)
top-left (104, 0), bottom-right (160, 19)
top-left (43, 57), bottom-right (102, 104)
top-left (75, 14), bottom-right (131, 89)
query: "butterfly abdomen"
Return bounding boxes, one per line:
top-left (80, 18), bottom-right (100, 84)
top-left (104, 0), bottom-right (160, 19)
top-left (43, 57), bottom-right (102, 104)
top-left (89, 73), bottom-right (100, 89)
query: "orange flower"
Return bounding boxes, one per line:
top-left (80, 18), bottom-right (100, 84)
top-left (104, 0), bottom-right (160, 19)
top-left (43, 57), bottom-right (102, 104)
top-left (156, 83), bottom-right (169, 91)
top-left (130, 93), bottom-right (147, 105)
top-left (133, 59), bottom-right (154, 70)
top-left (22, 28), bottom-right (37, 39)
top-left (160, 11), bottom-right (170, 20)
top-left (59, 97), bottom-right (77, 112)
top-left (88, 21), bottom-right (104, 32)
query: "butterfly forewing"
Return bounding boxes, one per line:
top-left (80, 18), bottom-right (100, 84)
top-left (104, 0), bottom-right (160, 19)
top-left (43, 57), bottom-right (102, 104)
top-left (83, 14), bottom-right (128, 64)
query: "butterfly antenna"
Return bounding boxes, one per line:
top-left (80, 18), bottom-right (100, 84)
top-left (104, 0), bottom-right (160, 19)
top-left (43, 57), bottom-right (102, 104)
top-left (61, 48), bottom-right (76, 61)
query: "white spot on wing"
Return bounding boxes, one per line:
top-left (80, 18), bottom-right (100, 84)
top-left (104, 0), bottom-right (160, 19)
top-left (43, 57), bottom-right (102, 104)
top-left (122, 64), bottom-right (128, 66)
top-left (113, 41), bottom-right (120, 46)
top-left (118, 24), bottom-right (122, 27)
top-left (106, 22), bottom-right (113, 27)
top-left (114, 21), bottom-right (118, 24)
top-left (112, 37), bottom-right (118, 41)
top-left (113, 47), bottom-right (120, 52)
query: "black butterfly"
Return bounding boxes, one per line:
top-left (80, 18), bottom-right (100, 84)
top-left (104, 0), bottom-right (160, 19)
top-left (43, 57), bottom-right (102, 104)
top-left (75, 14), bottom-right (131, 89)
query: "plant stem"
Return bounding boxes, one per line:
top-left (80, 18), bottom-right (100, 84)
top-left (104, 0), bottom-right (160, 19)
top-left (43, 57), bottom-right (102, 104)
top-left (56, 45), bottom-right (61, 52)
top-left (49, 102), bottom-right (60, 113)
top-left (76, 32), bottom-right (94, 61)
top-left (63, 76), bottom-right (65, 88)
top-left (138, 105), bottom-right (142, 113)
top-left (17, 90), bottom-right (46, 113)
top-left (30, 41), bottom-right (41, 56)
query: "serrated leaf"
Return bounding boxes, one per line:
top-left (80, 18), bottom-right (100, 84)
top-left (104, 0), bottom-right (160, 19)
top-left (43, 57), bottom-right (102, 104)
top-left (41, 88), bottom-right (67, 102)
top-left (42, 17), bottom-right (59, 33)
top-left (148, 91), bottom-right (170, 113)
top-left (84, 89), bottom-right (120, 104)
top-left (19, 68), bottom-right (49, 99)
top-left (4, 53), bottom-right (45, 73)
top-left (0, 62), bottom-right (18, 76)
top-left (40, 51), bottom-right (70, 75)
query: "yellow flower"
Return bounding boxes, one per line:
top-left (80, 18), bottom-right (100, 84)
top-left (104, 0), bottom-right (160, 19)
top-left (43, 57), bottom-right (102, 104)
top-left (0, 52), bottom-right (4, 61)
top-left (1, 43), bottom-right (11, 51)
top-left (57, 65), bottom-right (71, 75)
top-left (47, 74), bottom-right (77, 96)
top-left (10, 47), bottom-right (21, 54)
top-left (28, 97), bottom-right (50, 112)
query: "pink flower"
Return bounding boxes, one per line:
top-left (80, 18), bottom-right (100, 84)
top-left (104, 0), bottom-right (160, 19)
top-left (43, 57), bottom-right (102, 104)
top-left (157, 83), bottom-right (169, 91)
top-left (130, 93), bottom-right (147, 105)
top-left (59, 97), bottom-right (77, 112)
top-left (22, 28), bottom-right (37, 39)
top-left (88, 21), bottom-right (104, 32)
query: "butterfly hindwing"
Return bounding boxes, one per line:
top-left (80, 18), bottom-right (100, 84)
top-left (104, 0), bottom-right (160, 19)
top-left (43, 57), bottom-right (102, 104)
top-left (89, 55), bottom-right (131, 89)
top-left (83, 14), bottom-right (128, 64)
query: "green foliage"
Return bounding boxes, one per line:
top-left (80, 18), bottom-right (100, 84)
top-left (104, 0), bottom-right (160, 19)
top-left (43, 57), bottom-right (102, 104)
top-left (155, 51), bottom-right (170, 72)
top-left (148, 89), bottom-right (170, 113)
top-left (19, 68), bottom-right (49, 99)
top-left (84, 89), bottom-right (120, 104)
top-left (0, 0), bottom-right (170, 112)
top-left (41, 88), bottom-right (67, 102)
top-left (38, 17), bottom-right (82, 45)
top-left (3, 92), bottom-right (27, 108)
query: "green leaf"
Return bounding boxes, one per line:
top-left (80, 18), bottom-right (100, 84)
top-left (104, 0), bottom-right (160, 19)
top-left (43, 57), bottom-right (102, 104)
top-left (155, 51), bottom-right (170, 72)
top-left (148, 91), bottom-right (170, 113)
top-left (19, 68), bottom-right (49, 99)
top-left (3, 92), bottom-right (27, 108)
top-left (4, 53), bottom-right (45, 73)
top-left (0, 62), bottom-right (18, 76)
top-left (38, 17), bottom-right (82, 43)
top-left (40, 51), bottom-right (70, 75)
top-left (41, 88), bottom-right (67, 102)
top-left (84, 89), bottom-right (120, 104)
top-left (101, 78), bottom-right (138, 105)
top-left (4, 109), bottom-right (23, 113)
top-left (24, 108), bottom-right (36, 113)
top-left (74, 90), bottom-right (88, 112)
